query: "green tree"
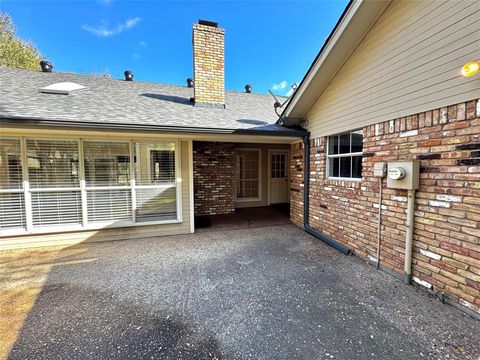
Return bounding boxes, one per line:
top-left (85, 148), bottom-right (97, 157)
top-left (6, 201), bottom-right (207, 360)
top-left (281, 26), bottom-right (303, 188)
top-left (0, 12), bottom-right (42, 70)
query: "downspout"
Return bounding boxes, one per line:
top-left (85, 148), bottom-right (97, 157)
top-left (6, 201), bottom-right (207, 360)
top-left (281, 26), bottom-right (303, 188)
top-left (302, 134), bottom-right (351, 255)
top-left (404, 189), bottom-right (416, 284)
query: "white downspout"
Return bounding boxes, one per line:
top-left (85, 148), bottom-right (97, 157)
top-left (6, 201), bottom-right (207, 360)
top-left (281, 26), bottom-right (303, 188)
top-left (404, 189), bottom-right (416, 284)
top-left (376, 177), bottom-right (383, 269)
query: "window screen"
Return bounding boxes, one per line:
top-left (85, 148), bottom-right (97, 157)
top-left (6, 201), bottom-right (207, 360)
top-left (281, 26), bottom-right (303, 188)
top-left (236, 150), bottom-right (260, 199)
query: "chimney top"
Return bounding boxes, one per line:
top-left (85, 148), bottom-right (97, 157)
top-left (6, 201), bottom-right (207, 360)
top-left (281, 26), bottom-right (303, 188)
top-left (198, 19), bottom-right (218, 28)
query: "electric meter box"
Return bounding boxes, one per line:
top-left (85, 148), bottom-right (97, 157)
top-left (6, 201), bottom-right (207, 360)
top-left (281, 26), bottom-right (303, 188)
top-left (387, 160), bottom-right (420, 190)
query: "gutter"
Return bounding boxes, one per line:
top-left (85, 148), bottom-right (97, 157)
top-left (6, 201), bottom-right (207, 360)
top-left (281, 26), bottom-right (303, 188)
top-left (302, 134), bottom-right (351, 255)
top-left (0, 116), bottom-right (307, 138)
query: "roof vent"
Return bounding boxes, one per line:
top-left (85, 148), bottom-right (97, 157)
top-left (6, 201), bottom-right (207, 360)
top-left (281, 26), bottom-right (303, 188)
top-left (187, 78), bottom-right (194, 88)
top-left (124, 70), bottom-right (134, 81)
top-left (39, 82), bottom-right (86, 95)
top-left (198, 19), bottom-right (218, 28)
top-left (40, 60), bottom-right (53, 73)
top-left (245, 84), bottom-right (252, 93)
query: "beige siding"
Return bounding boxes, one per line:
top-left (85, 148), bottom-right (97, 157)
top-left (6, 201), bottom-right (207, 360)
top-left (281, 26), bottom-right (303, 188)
top-left (234, 143), bottom-right (290, 208)
top-left (0, 140), bottom-right (192, 250)
top-left (306, 0), bottom-right (480, 137)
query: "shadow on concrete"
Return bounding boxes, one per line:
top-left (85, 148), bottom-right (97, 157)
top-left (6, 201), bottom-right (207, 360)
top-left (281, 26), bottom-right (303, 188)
top-left (8, 283), bottom-right (224, 360)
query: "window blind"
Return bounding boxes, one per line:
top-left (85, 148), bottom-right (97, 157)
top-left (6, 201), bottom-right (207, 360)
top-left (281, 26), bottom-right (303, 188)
top-left (0, 137), bottom-right (26, 230)
top-left (31, 191), bottom-right (82, 226)
top-left (87, 190), bottom-right (132, 222)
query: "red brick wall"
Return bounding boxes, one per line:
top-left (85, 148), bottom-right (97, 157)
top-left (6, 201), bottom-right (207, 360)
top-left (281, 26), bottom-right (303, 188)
top-left (193, 141), bottom-right (235, 216)
top-left (291, 99), bottom-right (480, 314)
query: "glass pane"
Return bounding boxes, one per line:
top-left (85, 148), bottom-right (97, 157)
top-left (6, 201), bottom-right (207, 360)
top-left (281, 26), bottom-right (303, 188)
top-left (352, 156), bottom-right (362, 178)
top-left (0, 137), bottom-right (22, 190)
top-left (31, 191), bottom-right (82, 226)
top-left (236, 150), bottom-right (259, 198)
top-left (27, 139), bottom-right (79, 188)
top-left (328, 136), bottom-right (339, 155)
top-left (340, 157), bottom-right (351, 178)
top-left (351, 131), bottom-right (363, 153)
top-left (0, 193), bottom-right (26, 229)
top-left (84, 141), bottom-right (130, 186)
top-left (329, 158), bottom-right (339, 177)
top-left (135, 142), bottom-right (175, 185)
top-left (87, 190), bottom-right (132, 222)
top-left (136, 187), bottom-right (177, 222)
top-left (339, 133), bottom-right (350, 154)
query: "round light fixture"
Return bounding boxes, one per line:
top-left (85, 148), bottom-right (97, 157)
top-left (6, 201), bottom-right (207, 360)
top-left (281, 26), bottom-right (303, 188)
top-left (461, 61), bottom-right (479, 77)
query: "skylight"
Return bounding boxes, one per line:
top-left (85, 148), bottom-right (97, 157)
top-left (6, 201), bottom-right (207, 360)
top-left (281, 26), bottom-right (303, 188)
top-left (39, 82), bottom-right (87, 95)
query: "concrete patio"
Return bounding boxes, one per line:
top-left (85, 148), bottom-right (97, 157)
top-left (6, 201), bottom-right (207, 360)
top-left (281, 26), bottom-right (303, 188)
top-left (1, 224), bottom-right (479, 359)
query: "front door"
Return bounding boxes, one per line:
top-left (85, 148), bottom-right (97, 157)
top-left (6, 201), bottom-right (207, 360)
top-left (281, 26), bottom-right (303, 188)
top-left (269, 151), bottom-right (288, 204)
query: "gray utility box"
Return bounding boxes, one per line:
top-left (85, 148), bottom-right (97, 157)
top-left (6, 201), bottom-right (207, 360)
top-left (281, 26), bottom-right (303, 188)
top-left (387, 160), bottom-right (420, 190)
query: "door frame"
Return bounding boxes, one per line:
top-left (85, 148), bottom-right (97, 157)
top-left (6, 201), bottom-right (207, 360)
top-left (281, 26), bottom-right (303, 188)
top-left (267, 149), bottom-right (290, 205)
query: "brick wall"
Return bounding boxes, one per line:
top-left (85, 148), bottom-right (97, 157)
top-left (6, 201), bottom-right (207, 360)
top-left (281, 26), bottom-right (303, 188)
top-left (192, 22), bottom-right (225, 106)
top-left (193, 141), bottom-right (235, 216)
top-left (290, 99), bottom-right (480, 314)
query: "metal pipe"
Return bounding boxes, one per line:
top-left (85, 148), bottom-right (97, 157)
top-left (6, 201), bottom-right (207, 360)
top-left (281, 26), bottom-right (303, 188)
top-left (404, 189), bottom-right (416, 284)
top-left (302, 134), bottom-right (352, 255)
top-left (376, 177), bottom-right (383, 268)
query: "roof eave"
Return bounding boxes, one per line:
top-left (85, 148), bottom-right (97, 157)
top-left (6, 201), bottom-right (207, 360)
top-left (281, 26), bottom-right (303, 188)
top-left (281, 0), bottom-right (391, 122)
top-left (0, 116), bottom-right (307, 138)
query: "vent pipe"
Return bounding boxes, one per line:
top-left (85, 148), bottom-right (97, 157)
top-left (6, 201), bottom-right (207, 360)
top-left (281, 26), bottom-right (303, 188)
top-left (245, 84), bottom-right (252, 93)
top-left (40, 60), bottom-right (53, 73)
top-left (124, 70), bottom-right (134, 81)
top-left (187, 78), bottom-right (194, 88)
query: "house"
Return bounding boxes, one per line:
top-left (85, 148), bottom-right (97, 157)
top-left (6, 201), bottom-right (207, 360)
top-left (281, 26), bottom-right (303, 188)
top-left (1, 0), bottom-right (479, 318)
top-left (280, 0), bottom-right (480, 316)
top-left (0, 20), bottom-right (305, 248)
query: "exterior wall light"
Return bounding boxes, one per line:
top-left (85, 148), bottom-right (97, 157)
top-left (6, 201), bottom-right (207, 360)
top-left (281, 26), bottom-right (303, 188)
top-left (461, 61), bottom-right (479, 77)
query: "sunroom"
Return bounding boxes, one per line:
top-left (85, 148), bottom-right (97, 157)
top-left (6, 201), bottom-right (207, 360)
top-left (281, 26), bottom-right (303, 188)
top-left (0, 136), bottom-right (184, 237)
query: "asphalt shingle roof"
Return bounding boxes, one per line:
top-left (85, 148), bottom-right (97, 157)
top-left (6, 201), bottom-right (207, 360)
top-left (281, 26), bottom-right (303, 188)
top-left (0, 68), bottom-right (303, 136)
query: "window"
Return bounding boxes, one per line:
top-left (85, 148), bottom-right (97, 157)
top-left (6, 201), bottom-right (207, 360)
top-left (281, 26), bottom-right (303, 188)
top-left (26, 139), bottom-right (82, 227)
top-left (235, 149), bottom-right (260, 199)
top-left (0, 138), bottom-right (25, 230)
top-left (135, 142), bottom-right (177, 222)
top-left (327, 130), bottom-right (363, 179)
top-left (0, 136), bottom-right (180, 236)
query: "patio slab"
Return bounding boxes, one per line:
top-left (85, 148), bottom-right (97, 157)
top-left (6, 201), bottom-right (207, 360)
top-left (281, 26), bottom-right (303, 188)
top-left (1, 224), bottom-right (479, 359)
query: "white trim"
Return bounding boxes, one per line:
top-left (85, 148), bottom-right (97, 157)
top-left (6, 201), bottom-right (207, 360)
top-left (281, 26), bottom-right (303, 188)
top-left (20, 137), bottom-right (33, 231)
top-left (175, 139), bottom-right (183, 223)
top-left (267, 149), bottom-right (290, 205)
top-left (78, 139), bottom-right (88, 227)
top-left (326, 130), bottom-right (363, 180)
top-left (129, 140), bottom-right (136, 223)
top-left (234, 148), bottom-right (262, 202)
top-left (188, 140), bottom-right (195, 233)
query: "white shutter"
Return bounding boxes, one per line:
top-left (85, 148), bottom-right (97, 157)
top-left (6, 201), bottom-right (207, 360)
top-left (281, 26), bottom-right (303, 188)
top-left (31, 191), bottom-right (82, 226)
top-left (0, 137), bottom-right (26, 230)
top-left (87, 190), bottom-right (131, 222)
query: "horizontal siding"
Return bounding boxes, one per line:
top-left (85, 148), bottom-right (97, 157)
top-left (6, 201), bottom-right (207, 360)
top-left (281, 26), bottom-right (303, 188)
top-left (0, 140), bottom-right (192, 250)
top-left (307, 0), bottom-right (480, 137)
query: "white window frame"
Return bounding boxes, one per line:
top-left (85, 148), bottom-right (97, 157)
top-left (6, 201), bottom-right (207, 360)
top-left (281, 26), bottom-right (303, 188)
top-left (326, 130), bottom-right (363, 181)
top-left (234, 148), bottom-right (262, 202)
top-left (0, 135), bottom-right (182, 237)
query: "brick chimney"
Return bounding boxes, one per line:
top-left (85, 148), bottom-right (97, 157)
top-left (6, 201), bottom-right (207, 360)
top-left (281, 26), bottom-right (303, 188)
top-left (192, 20), bottom-right (225, 108)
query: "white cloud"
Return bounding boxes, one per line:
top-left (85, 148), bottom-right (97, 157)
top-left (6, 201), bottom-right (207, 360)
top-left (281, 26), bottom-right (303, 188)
top-left (272, 81), bottom-right (288, 91)
top-left (133, 53), bottom-right (141, 59)
top-left (139, 40), bottom-right (148, 48)
top-left (82, 17), bottom-right (141, 37)
top-left (285, 88), bottom-right (294, 97)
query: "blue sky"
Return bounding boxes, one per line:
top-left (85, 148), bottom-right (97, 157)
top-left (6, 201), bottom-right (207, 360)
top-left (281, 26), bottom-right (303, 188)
top-left (3, 0), bottom-right (348, 95)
